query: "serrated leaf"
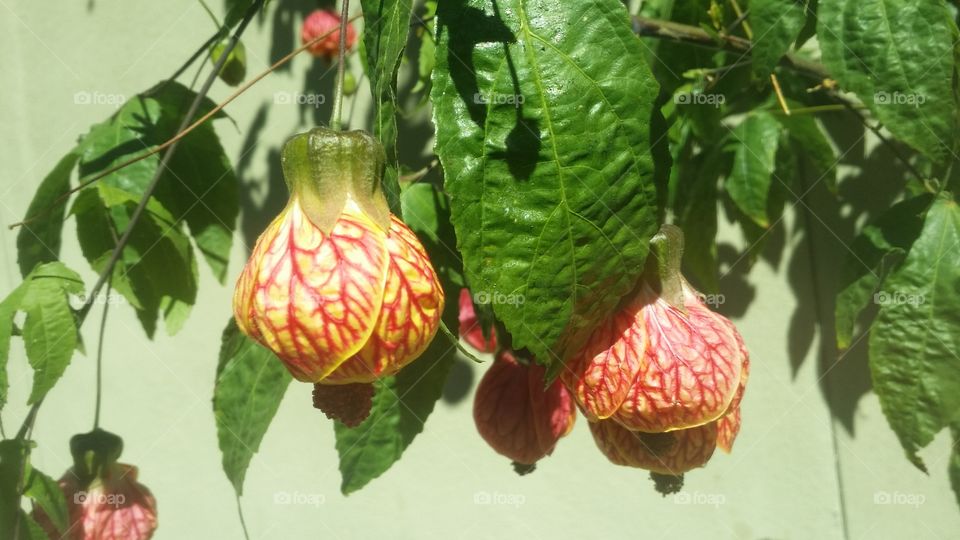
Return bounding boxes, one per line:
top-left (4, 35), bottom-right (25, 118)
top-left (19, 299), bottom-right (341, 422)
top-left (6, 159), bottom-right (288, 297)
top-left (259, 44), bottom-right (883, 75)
top-left (749, 0), bottom-right (807, 78)
top-left (23, 467), bottom-right (68, 535)
top-left (726, 112), bottom-right (781, 228)
top-left (0, 284), bottom-right (29, 411)
top-left (334, 183), bottom-right (462, 494)
top-left (868, 195), bottom-right (960, 470)
top-left (214, 319), bottom-right (291, 495)
top-left (834, 194), bottom-right (931, 349)
top-left (16, 263), bottom-right (84, 404)
top-left (432, 0), bottom-right (659, 372)
top-left (817, 0), bottom-right (958, 163)
top-left (361, 0), bottom-right (413, 215)
top-left (16, 152), bottom-right (80, 278)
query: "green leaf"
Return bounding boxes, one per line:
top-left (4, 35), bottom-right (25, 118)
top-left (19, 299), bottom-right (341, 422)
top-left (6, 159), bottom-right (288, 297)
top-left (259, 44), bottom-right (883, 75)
top-left (950, 425), bottom-right (960, 508)
top-left (360, 0), bottom-right (413, 215)
top-left (334, 183), bottom-right (462, 494)
top-left (214, 319), bottom-right (291, 495)
top-left (817, 0), bottom-right (959, 163)
top-left (17, 263), bottom-right (84, 404)
top-left (77, 81), bottom-right (236, 285)
top-left (675, 141), bottom-right (726, 292)
top-left (23, 468), bottom-right (68, 535)
top-left (834, 194), bottom-right (930, 349)
top-left (726, 112), bottom-right (782, 228)
top-left (0, 439), bottom-right (32, 535)
top-left (432, 0), bottom-right (660, 372)
top-left (16, 152), bottom-right (80, 278)
top-left (777, 113), bottom-right (837, 193)
top-left (0, 284), bottom-right (29, 411)
top-left (868, 195), bottom-right (960, 470)
top-left (72, 186), bottom-right (198, 338)
top-left (749, 0), bottom-right (807, 78)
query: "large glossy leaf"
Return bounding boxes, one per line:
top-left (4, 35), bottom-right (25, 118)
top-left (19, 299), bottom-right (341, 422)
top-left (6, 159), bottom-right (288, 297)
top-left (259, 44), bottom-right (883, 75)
top-left (334, 183), bottom-right (462, 494)
top-left (16, 152), bottom-right (80, 278)
top-left (361, 0), bottom-right (413, 214)
top-left (868, 195), bottom-right (960, 471)
top-left (749, 0), bottom-right (807, 78)
top-left (214, 319), bottom-right (291, 495)
top-left (726, 112), bottom-right (782, 228)
top-left (817, 0), bottom-right (958, 163)
top-left (432, 0), bottom-right (659, 372)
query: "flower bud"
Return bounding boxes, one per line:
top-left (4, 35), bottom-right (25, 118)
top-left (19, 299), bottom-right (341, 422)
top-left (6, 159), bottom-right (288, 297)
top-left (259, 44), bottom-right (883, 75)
top-left (233, 128), bottom-right (443, 385)
top-left (301, 9), bottom-right (356, 61)
top-left (473, 351), bottom-right (575, 467)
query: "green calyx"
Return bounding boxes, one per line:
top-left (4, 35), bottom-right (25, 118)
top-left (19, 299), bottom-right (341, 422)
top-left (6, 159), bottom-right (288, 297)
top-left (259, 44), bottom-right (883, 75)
top-left (643, 224), bottom-right (686, 309)
top-left (69, 428), bottom-right (124, 485)
top-left (281, 127), bottom-right (391, 233)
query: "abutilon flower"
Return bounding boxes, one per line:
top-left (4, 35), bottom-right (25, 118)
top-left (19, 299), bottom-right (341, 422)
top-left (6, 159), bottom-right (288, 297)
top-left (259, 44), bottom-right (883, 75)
top-left (35, 430), bottom-right (157, 540)
top-left (458, 289), bottom-right (497, 353)
top-left (562, 225), bottom-right (750, 475)
top-left (233, 128), bottom-right (444, 386)
top-left (474, 350), bottom-right (576, 469)
top-left (301, 9), bottom-right (356, 60)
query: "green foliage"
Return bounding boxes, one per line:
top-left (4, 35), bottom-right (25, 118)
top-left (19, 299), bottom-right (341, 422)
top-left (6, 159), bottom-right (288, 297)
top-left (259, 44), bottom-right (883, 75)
top-left (214, 320), bottom-right (291, 495)
top-left (334, 182), bottom-right (462, 494)
top-left (749, 0), bottom-right (807, 78)
top-left (16, 153), bottom-right (80, 278)
top-left (432, 0), bottom-right (659, 374)
top-left (23, 467), bottom-right (69, 535)
top-left (360, 0), bottom-right (414, 215)
top-left (726, 112), bottom-right (782, 228)
top-left (817, 0), bottom-right (959, 164)
top-left (0, 263), bottom-right (84, 408)
top-left (868, 195), bottom-right (960, 470)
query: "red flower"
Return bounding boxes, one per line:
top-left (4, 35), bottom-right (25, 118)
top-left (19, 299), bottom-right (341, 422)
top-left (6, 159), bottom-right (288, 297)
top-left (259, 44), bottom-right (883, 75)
top-left (301, 9), bottom-right (356, 60)
top-left (458, 289), bottom-right (496, 353)
top-left (473, 350), bottom-right (575, 467)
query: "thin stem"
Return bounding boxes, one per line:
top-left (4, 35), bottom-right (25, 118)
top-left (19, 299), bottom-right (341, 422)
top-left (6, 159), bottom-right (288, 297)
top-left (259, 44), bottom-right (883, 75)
top-left (198, 0), bottom-right (223, 29)
top-left (8, 15), bottom-right (361, 232)
top-left (93, 273), bottom-right (112, 430)
top-left (330, 0), bottom-right (351, 130)
top-left (166, 31), bottom-right (221, 85)
top-left (236, 494), bottom-right (252, 540)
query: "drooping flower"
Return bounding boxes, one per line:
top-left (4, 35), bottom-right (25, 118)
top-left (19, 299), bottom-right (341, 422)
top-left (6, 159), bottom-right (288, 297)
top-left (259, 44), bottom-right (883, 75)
top-left (301, 9), bottom-right (356, 61)
top-left (458, 289), bottom-right (497, 353)
top-left (234, 128), bottom-right (444, 385)
top-left (473, 350), bottom-right (576, 468)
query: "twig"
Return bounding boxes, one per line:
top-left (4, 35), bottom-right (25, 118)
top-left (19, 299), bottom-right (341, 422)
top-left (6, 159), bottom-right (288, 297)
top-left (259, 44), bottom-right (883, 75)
top-left (9, 14), bottom-right (362, 231)
top-left (398, 159), bottom-right (440, 183)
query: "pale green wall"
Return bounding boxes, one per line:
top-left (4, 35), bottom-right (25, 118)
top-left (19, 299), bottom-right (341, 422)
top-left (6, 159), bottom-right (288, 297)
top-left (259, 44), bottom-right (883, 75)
top-left (0, 1), bottom-right (957, 538)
